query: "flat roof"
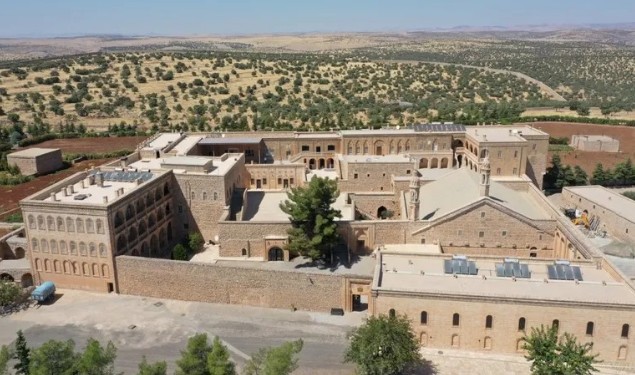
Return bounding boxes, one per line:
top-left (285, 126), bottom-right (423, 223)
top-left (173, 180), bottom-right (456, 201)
top-left (42, 171), bottom-right (157, 205)
top-left (242, 191), bottom-right (354, 222)
top-left (145, 133), bottom-right (182, 150)
top-left (198, 137), bottom-right (262, 145)
top-left (376, 253), bottom-right (635, 306)
top-left (339, 154), bottom-right (413, 164)
top-left (9, 148), bottom-right (59, 158)
top-left (574, 135), bottom-right (617, 142)
top-left (129, 154), bottom-right (240, 176)
top-left (381, 244), bottom-right (442, 254)
top-left (465, 126), bottom-right (547, 143)
top-left (564, 186), bottom-right (635, 223)
top-left (160, 156), bottom-right (213, 167)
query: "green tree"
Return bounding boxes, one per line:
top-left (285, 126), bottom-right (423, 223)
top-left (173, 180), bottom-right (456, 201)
top-left (0, 280), bottom-right (21, 307)
top-left (622, 191), bottom-right (635, 201)
top-left (544, 154), bottom-right (563, 190)
top-left (207, 337), bottom-right (235, 375)
top-left (573, 166), bottom-right (588, 186)
top-left (29, 339), bottom-right (77, 375)
top-left (0, 345), bottom-right (11, 375)
top-left (188, 232), bottom-right (205, 254)
top-left (279, 177), bottom-right (341, 261)
top-left (576, 103), bottom-right (591, 117)
top-left (243, 339), bottom-right (303, 375)
top-left (344, 314), bottom-right (420, 375)
top-left (590, 163), bottom-right (608, 185)
top-left (523, 325), bottom-right (599, 375)
top-left (13, 330), bottom-right (30, 375)
top-left (138, 356), bottom-right (167, 375)
top-left (172, 244), bottom-right (189, 261)
top-left (176, 333), bottom-right (212, 375)
top-left (74, 338), bottom-right (117, 375)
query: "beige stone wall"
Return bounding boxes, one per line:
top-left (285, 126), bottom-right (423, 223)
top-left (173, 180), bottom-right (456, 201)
top-left (562, 188), bottom-right (635, 245)
top-left (571, 135), bottom-right (620, 152)
top-left (412, 203), bottom-right (555, 256)
top-left (8, 149), bottom-right (63, 176)
top-left (350, 193), bottom-right (401, 219)
top-left (372, 293), bottom-right (635, 366)
top-left (339, 162), bottom-right (415, 193)
top-left (218, 221), bottom-right (291, 258)
top-left (116, 256), bottom-right (363, 312)
top-left (246, 163), bottom-right (306, 189)
top-left (342, 134), bottom-right (455, 156)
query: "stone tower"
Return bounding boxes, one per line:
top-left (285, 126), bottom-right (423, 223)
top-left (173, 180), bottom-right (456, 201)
top-left (408, 171), bottom-right (420, 221)
top-left (480, 154), bottom-right (491, 197)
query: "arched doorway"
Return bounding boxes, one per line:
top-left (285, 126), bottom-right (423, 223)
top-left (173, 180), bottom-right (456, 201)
top-left (14, 247), bottom-right (25, 259)
top-left (440, 158), bottom-right (448, 168)
top-left (326, 158), bottom-right (334, 169)
top-left (431, 158), bottom-right (439, 168)
top-left (377, 206), bottom-right (388, 219)
top-left (420, 332), bottom-right (428, 347)
top-left (268, 247), bottom-right (284, 261)
top-left (419, 158), bottom-right (428, 168)
top-left (319, 159), bottom-right (325, 169)
top-left (0, 274), bottom-right (14, 282)
top-left (308, 159), bottom-right (316, 170)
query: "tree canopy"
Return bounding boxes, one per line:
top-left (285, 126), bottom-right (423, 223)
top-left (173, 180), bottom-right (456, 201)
top-left (243, 339), bottom-right (303, 375)
top-left (280, 176), bottom-right (341, 261)
top-left (522, 325), bottom-right (600, 375)
top-left (344, 314), bottom-right (421, 375)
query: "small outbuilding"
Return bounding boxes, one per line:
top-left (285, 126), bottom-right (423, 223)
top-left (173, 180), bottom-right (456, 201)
top-left (6, 148), bottom-right (63, 176)
top-left (570, 135), bottom-right (619, 152)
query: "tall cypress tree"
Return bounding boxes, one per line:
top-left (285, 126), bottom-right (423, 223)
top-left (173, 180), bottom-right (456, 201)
top-left (13, 330), bottom-right (29, 375)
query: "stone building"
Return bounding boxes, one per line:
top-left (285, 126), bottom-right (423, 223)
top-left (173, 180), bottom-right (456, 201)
top-left (571, 135), bottom-right (620, 152)
top-left (7, 148), bottom-right (63, 176)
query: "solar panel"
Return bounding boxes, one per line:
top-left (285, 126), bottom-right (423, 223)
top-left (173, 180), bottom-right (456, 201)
top-left (547, 264), bottom-right (583, 281)
top-left (90, 170), bottom-right (154, 183)
top-left (444, 258), bottom-right (478, 275)
top-left (412, 123), bottom-right (466, 133)
top-left (495, 260), bottom-right (531, 279)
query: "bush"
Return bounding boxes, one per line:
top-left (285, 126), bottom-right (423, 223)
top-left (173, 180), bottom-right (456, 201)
top-left (4, 212), bottom-right (23, 223)
top-left (622, 191), bottom-right (635, 201)
top-left (187, 232), bottom-right (204, 254)
top-left (172, 244), bottom-right (189, 261)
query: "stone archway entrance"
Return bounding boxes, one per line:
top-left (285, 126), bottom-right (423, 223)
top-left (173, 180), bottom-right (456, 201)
top-left (14, 247), bottom-right (25, 259)
top-left (21, 273), bottom-right (33, 288)
top-left (345, 279), bottom-right (371, 312)
top-left (377, 206), bottom-right (387, 219)
top-left (268, 247), bottom-right (284, 261)
top-left (0, 273), bottom-right (14, 282)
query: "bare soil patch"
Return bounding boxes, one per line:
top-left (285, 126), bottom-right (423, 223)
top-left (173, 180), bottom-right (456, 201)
top-left (527, 122), bottom-right (635, 173)
top-left (20, 136), bottom-right (146, 154)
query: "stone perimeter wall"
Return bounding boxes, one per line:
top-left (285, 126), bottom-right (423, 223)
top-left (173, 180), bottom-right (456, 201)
top-left (116, 255), bottom-right (360, 312)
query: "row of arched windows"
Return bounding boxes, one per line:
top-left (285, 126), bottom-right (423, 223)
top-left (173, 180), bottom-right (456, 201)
top-left (113, 184), bottom-right (170, 229)
top-left (116, 223), bottom-right (172, 255)
top-left (115, 203), bottom-right (170, 230)
top-left (31, 238), bottom-right (108, 258)
top-left (34, 258), bottom-right (110, 278)
top-left (190, 191), bottom-right (218, 201)
top-left (28, 215), bottom-right (104, 234)
top-left (393, 310), bottom-right (632, 340)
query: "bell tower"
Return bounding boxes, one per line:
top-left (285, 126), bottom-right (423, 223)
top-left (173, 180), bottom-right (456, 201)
top-left (480, 153), bottom-right (491, 197)
top-left (408, 171), bottom-right (420, 221)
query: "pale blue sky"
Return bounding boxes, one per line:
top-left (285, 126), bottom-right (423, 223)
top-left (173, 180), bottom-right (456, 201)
top-left (2, 0), bottom-right (634, 37)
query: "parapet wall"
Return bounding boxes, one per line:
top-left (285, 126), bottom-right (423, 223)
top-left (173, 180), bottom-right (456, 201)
top-left (116, 256), bottom-right (358, 312)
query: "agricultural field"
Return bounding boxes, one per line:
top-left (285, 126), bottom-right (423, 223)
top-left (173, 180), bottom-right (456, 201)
top-left (529, 122), bottom-right (635, 174)
top-left (0, 52), bottom-right (552, 132)
top-left (25, 135), bottom-right (146, 153)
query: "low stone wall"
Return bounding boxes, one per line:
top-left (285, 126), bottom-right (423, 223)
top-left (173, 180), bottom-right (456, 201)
top-left (116, 256), bottom-right (361, 312)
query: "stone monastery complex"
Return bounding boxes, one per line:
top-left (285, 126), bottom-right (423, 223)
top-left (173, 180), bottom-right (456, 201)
top-left (7, 123), bottom-right (635, 366)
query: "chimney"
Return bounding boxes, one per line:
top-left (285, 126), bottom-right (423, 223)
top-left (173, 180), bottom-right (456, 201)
top-left (62, 188), bottom-right (68, 197)
top-left (68, 184), bottom-right (75, 194)
top-left (120, 157), bottom-right (127, 169)
top-left (95, 172), bottom-right (104, 187)
top-left (50, 192), bottom-right (58, 201)
top-left (135, 178), bottom-right (142, 186)
top-left (81, 180), bottom-right (86, 189)
top-left (103, 196), bottom-right (109, 204)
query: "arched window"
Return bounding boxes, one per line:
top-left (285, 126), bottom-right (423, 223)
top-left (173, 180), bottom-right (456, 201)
top-left (28, 215), bottom-right (35, 229)
top-left (89, 243), bottom-right (97, 257)
top-left (155, 188), bottom-right (162, 201)
top-left (99, 243), bottom-right (107, 257)
top-left (191, 191), bottom-right (196, 200)
top-left (63, 261), bottom-right (71, 274)
top-left (47, 216), bottom-right (55, 231)
top-left (54, 260), bottom-right (61, 273)
top-left (486, 315), bottom-right (493, 329)
top-left (79, 242), bottom-right (87, 256)
top-left (586, 322), bottom-right (594, 336)
top-left (126, 204), bottom-right (135, 220)
top-left (453, 313), bottom-right (460, 327)
top-left (72, 261), bottom-right (79, 275)
top-left (114, 212), bottom-right (124, 228)
top-left (50, 240), bottom-right (58, 254)
top-left (96, 219), bottom-right (104, 234)
top-left (622, 324), bottom-right (630, 339)
top-left (82, 262), bottom-right (90, 276)
top-left (70, 241), bottom-right (77, 255)
top-left (60, 241), bottom-right (67, 254)
top-left (241, 248), bottom-right (247, 256)
top-left (213, 192), bottom-right (218, 200)
top-left (37, 215), bottom-right (45, 230)
top-left (165, 203), bottom-right (171, 215)
top-left (203, 192), bottom-right (207, 200)
top-left (389, 309), bottom-right (396, 318)
top-left (66, 217), bottom-right (75, 232)
top-left (31, 238), bottom-right (38, 252)
top-left (552, 320), bottom-right (559, 332)
top-left (117, 236), bottom-right (127, 253)
top-left (518, 317), bottom-right (526, 331)
top-left (92, 263), bottom-right (99, 277)
top-left (40, 239), bottom-right (49, 253)
top-left (86, 219), bottom-right (94, 233)
top-left (56, 217), bottom-right (64, 231)
top-left (164, 182), bottom-right (170, 195)
top-left (44, 259), bottom-right (51, 272)
top-left (102, 264), bottom-right (110, 278)
top-left (146, 193), bottom-right (154, 207)
top-left (420, 311), bottom-right (428, 325)
top-left (35, 258), bottom-right (42, 271)
top-left (76, 218), bottom-right (84, 233)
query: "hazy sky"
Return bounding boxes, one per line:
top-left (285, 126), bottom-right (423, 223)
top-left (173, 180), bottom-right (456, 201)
top-left (2, 0), bottom-right (634, 37)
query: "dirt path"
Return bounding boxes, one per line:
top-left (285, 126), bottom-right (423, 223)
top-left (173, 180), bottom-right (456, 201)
top-left (380, 59), bottom-right (566, 102)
